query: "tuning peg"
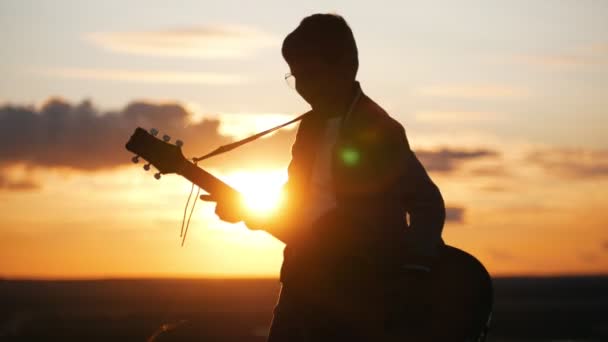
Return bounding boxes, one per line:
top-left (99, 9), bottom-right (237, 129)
top-left (175, 139), bottom-right (183, 147)
top-left (131, 155), bottom-right (140, 163)
top-left (154, 172), bottom-right (162, 180)
top-left (150, 128), bottom-right (159, 136)
top-left (143, 163), bottom-right (151, 171)
top-left (162, 134), bottom-right (171, 142)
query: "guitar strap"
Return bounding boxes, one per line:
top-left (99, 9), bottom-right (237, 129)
top-left (192, 113), bottom-right (309, 163)
top-left (191, 86), bottom-right (362, 163)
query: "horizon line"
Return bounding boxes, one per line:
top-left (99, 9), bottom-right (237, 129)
top-left (3, 273), bottom-right (608, 282)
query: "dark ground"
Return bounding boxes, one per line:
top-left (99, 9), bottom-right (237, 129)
top-left (0, 276), bottom-right (607, 341)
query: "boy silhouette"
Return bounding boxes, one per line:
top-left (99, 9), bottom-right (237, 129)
top-left (212, 13), bottom-right (446, 341)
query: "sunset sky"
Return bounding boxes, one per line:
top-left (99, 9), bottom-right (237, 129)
top-left (1, 0), bottom-right (607, 279)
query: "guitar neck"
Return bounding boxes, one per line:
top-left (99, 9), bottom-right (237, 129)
top-left (179, 161), bottom-right (240, 201)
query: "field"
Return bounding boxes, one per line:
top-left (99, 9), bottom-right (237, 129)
top-left (1, 276), bottom-right (607, 341)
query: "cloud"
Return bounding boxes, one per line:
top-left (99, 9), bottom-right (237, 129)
top-left (511, 43), bottom-right (608, 69)
top-left (487, 248), bottom-right (518, 262)
top-left (414, 111), bottom-right (503, 123)
top-left (415, 148), bottom-right (499, 173)
top-left (0, 99), bottom-right (297, 177)
top-left (0, 171), bottom-right (39, 191)
top-left (469, 165), bottom-right (510, 177)
top-left (445, 206), bottom-right (465, 223)
top-left (579, 242), bottom-right (608, 263)
top-left (579, 252), bottom-right (600, 263)
top-left (85, 25), bottom-right (278, 59)
top-left (37, 67), bottom-right (246, 85)
top-left (526, 148), bottom-right (608, 179)
top-left (415, 85), bottom-right (528, 99)
top-left (0, 99), bottom-right (227, 171)
top-left (478, 184), bottom-right (508, 193)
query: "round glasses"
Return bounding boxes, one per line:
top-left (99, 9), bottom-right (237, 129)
top-left (284, 73), bottom-right (296, 89)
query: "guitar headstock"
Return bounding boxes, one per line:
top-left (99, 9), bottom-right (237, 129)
top-left (125, 127), bottom-right (187, 178)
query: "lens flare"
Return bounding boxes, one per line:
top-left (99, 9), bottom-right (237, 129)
top-left (341, 147), bottom-right (360, 166)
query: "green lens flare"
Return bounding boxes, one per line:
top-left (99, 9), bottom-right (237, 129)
top-left (341, 148), bottom-right (360, 166)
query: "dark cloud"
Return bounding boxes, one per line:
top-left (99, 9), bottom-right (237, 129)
top-left (445, 206), bottom-right (465, 223)
top-left (0, 98), bottom-right (297, 173)
top-left (415, 148), bottom-right (499, 173)
top-left (527, 148), bottom-right (608, 179)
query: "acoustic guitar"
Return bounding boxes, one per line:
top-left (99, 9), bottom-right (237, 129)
top-left (125, 126), bottom-right (494, 341)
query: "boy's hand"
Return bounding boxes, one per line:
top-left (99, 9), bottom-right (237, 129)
top-left (199, 194), bottom-right (270, 231)
top-left (200, 194), bottom-right (243, 223)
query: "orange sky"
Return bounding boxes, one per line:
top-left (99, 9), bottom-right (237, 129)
top-left (1, 126), bottom-right (607, 279)
top-left (1, 0), bottom-right (607, 279)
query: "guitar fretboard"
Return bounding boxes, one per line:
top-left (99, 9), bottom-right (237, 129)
top-left (180, 161), bottom-right (241, 201)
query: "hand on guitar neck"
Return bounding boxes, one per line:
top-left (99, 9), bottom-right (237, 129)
top-left (200, 192), bottom-right (299, 245)
top-left (199, 194), bottom-right (243, 224)
top-left (125, 126), bottom-right (301, 245)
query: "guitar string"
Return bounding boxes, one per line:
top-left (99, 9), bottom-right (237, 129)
top-left (180, 161), bottom-right (199, 245)
top-left (180, 181), bottom-right (195, 238)
top-left (181, 185), bottom-right (201, 246)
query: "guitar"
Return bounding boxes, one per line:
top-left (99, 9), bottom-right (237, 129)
top-left (125, 127), bottom-right (494, 341)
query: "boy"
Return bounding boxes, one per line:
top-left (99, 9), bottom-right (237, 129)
top-left (213, 13), bottom-right (445, 341)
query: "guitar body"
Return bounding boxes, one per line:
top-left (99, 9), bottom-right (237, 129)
top-left (343, 244), bottom-right (493, 341)
top-left (421, 245), bottom-right (493, 341)
top-left (284, 244), bottom-right (493, 341)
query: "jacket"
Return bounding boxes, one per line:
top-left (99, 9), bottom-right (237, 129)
top-left (280, 82), bottom-right (445, 284)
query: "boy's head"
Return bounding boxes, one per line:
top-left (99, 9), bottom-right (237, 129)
top-left (282, 14), bottom-right (359, 107)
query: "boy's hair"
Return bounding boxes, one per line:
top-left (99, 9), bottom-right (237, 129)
top-left (282, 13), bottom-right (359, 79)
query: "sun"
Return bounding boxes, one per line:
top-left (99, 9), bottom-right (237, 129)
top-left (224, 170), bottom-right (287, 217)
